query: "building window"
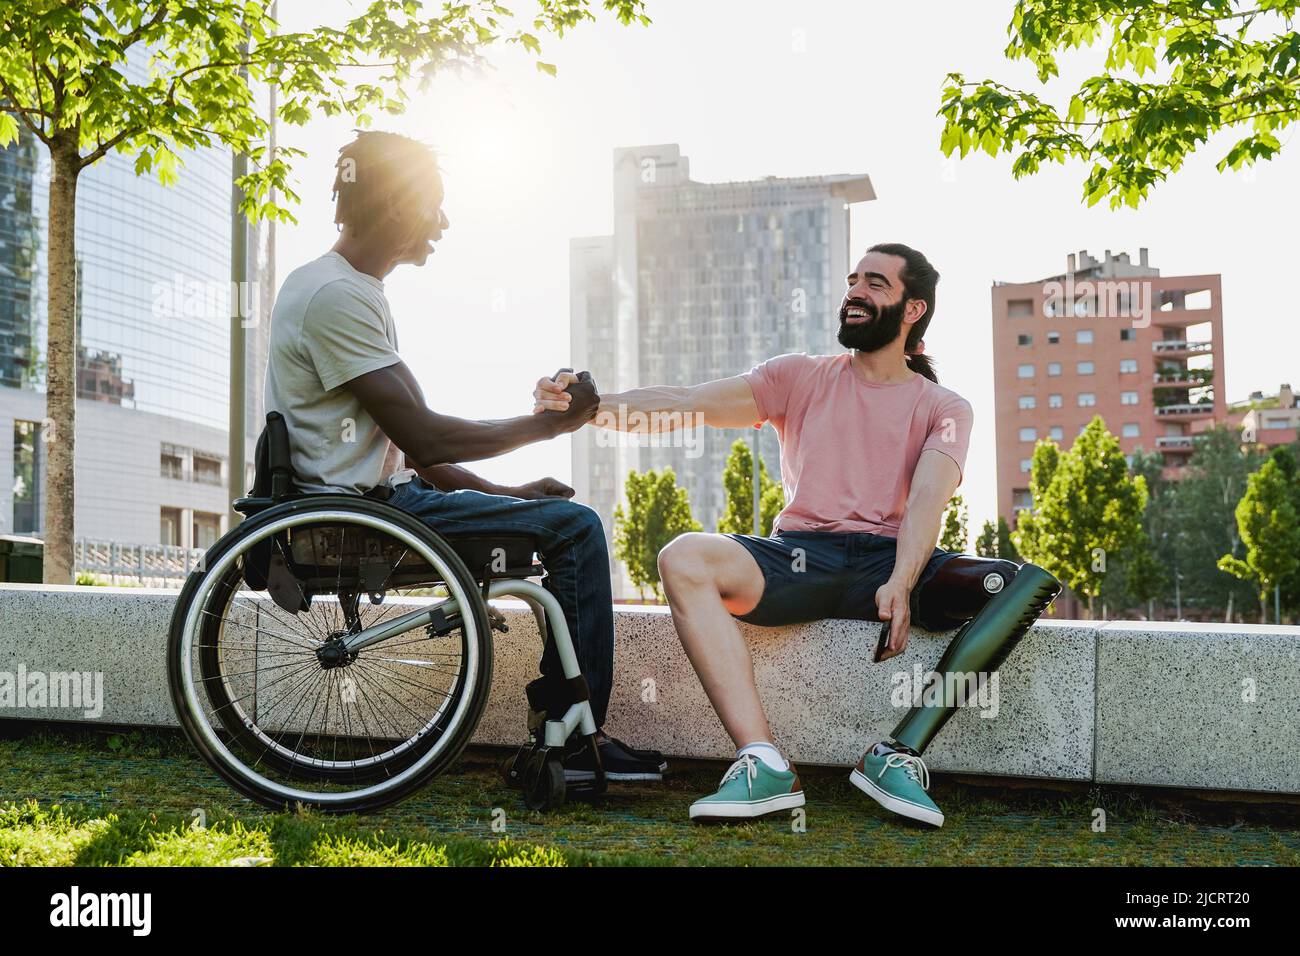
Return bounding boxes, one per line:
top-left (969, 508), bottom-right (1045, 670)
top-left (1019, 427), bottom-right (1038, 442)
top-left (1020, 459), bottom-right (1033, 472)
top-left (1122, 423), bottom-right (1140, 437)
top-left (161, 445), bottom-right (184, 480)
top-left (1120, 328), bottom-right (1136, 341)
top-left (1047, 331), bottom-right (1060, 344)
top-left (12, 421), bottom-right (43, 536)
top-left (193, 454), bottom-right (223, 486)
top-left (193, 511), bottom-right (222, 549)
top-left (1049, 426), bottom-right (1064, 440)
top-left (1018, 363), bottom-right (1035, 379)
top-left (1019, 395), bottom-right (1036, 410)
top-left (1077, 361), bottom-right (1095, 375)
top-left (1078, 392), bottom-right (1097, 406)
top-left (1047, 362), bottom-right (1061, 376)
top-left (1049, 393), bottom-right (1063, 408)
top-left (1120, 358), bottom-right (1138, 373)
top-left (1121, 391), bottom-right (1139, 405)
top-left (161, 507), bottom-right (183, 547)
top-left (1008, 299), bottom-right (1033, 317)
top-left (1076, 329), bottom-right (1094, 344)
top-left (1012, 489), bottom-right (1033, 511)
top-left (1017, 333), bottom-right (1033, 346)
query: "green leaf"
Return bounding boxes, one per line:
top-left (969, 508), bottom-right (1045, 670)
top-left (0, 112), bottom-right (18, 147)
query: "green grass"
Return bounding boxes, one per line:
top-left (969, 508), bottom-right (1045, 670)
top-left (2, 724), bottom-right (1298, 866)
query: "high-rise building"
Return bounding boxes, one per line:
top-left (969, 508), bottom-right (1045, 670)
top-left (0, 91), bottom-right (273, 554)
top-left (571, 144), bottom-right (874, 595)
top-left (992, 248), bottom-right (1226, 525)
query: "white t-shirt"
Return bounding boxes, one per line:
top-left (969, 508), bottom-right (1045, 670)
top-left (263, 252), bottom-right (411, 495)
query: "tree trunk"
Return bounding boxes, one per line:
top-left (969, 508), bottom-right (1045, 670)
top-left (1087, 592), bottom-right (1095, 620)
top-left (1225, 590), bottom-right (1233, 624)
top-left (42, 134), bottom-right (80, 585)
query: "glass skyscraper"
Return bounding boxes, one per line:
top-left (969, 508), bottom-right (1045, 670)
top-left (570, 144), bottom-right (874, 596)
top-left (0, 74), bottom-right (273, 552)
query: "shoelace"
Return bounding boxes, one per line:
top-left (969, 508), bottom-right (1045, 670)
top-left (719, 754), bottom-right (760, 794)
top-left (879, 751), bottom-right (931, 791)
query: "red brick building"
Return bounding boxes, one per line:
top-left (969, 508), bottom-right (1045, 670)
top-left (992, 248), bottom-right (1226, 526)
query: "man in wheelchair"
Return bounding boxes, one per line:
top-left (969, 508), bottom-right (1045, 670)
top-left (535, 243), bottom-right (1061, 826)
top-left (263, 130), bottom-right (664, 783)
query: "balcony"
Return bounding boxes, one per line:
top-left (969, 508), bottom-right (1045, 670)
top-left (1152, 340), bottom-right (1213, 357)
top-left (1153, 371), bottom-right (1212, 387)
top-left (1155, 403), bottom-right (1215, 419)
top-left (1155, 435), bottom-right (1195, 452)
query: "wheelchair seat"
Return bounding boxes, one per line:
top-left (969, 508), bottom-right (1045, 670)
top-left (235, 411), bottom-right (541, 583)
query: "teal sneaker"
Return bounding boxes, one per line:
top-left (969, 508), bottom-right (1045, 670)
top-left (689, 754), bottom-right (805, 821)
top-left (850, 743), bottom-right (944, 827)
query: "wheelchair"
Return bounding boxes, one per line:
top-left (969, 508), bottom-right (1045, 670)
top-left (167, 411), bottom-right (604, 814)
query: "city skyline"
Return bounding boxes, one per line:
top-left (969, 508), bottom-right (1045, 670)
top-left (274, 0), bottom-right (1299, 542)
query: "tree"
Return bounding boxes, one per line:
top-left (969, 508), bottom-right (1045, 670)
top-left (977, 515), bottom-right (1023, 561)
top-left (996, 515), bottom-right (1022, 562)
top-left (0, 0), bottom-right (649, 582)
top-left (1103, 446), bottom-right (1170, 618)
top-left (1218, 455), bottom-right (1300, 622)
top-left (939, 1), bottom-right (1300, 209)
top-left (613, 467), bottom-right (701, 601)
top-left (939, 494), bottom-right (969, 552)
top-left (1169, 425), bottom-right (1263, 620)
top-left (717, 437), bottom-right (784, 537)
top-left (1265, 444), bottom-right (1300, 619)
top-left (1013, 417), bottom-right (1148, 618)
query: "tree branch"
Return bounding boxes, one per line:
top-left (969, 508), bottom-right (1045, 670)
top-left (0, 78), bottom-right (52, 146)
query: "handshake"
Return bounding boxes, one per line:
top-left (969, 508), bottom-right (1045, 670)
top-left (532, 367), bottom-right (600, 434)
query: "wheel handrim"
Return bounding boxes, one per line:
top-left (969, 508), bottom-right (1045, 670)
top-left (179, 507), bottom-right (482, 807)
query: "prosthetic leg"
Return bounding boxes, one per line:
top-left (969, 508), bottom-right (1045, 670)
top-left (891, 556), bottom-right (1062, 753)
top-left (850, 556), bottom-right (1061, 827)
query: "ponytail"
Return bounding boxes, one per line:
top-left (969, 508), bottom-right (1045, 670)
top-left (906, 352), bottom-right (938, 383)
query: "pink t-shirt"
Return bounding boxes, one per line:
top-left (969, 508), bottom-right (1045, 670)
top-left (741, 353), bottom-right (974, 536)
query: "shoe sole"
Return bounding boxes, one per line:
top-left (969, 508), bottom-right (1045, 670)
top-left (849, 768), bottom-right (944, 827)
top-left (688, 791), bottom-right (805, 821)
top-left (565, 770), bottom-right (663, 783)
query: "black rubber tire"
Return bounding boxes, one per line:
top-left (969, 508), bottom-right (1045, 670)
top-left (522, 749), bottom-right (566, 812)
top-left (167, 495), bottom-right (494, 814)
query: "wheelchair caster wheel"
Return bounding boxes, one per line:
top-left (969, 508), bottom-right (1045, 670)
top-left (521, 747), bottom-right (566, 812)
top-left (501, 744), bottom-right (531, 790)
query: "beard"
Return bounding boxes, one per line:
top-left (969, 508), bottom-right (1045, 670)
top-left (836, 296), bottom-right (908, 353)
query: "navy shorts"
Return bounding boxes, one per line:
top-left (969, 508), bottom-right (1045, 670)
top-left (724, 530), bottom-right (963, 631)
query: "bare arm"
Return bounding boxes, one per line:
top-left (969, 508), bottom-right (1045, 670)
top-left (876, 449), bottom-right (963, 660)
top-left (348, 361), bottom-right (595, 469)
top-left (533, 373), bottom-right (761, 431)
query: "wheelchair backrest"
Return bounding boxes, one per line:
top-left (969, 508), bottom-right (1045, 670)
top-left (249, 411), bottom-right (297, 501)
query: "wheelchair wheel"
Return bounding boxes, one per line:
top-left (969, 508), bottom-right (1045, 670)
top-left (167, 496), bottom-right (494, 814)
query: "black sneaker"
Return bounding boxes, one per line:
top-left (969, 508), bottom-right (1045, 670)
top-left (563, 735), bottom-right (664, 782)
top-left (604, 735), bottom-right (668, 774)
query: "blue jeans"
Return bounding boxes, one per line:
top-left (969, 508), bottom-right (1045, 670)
top-left (387, 477), bottom-right (614, 727)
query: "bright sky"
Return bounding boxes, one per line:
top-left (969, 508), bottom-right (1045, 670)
top-left (275, 0), bottom-right (1300, 536)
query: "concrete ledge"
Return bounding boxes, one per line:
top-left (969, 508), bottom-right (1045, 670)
top-left (2, 584), bottom-right (1297, 793)
top-left (1095, 621), bottom-right (1300, 794)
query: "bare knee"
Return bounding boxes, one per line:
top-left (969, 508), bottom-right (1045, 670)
top-left (658, 532), bottom-right (719, 592)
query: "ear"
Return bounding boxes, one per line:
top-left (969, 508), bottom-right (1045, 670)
top-left (904, 297), bottom-right (928, 326)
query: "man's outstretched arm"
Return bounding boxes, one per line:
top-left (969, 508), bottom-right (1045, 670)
top-left (533, 373), bottom-right (760, 431)
top-left (348, 361), bottom-right (596, 469)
